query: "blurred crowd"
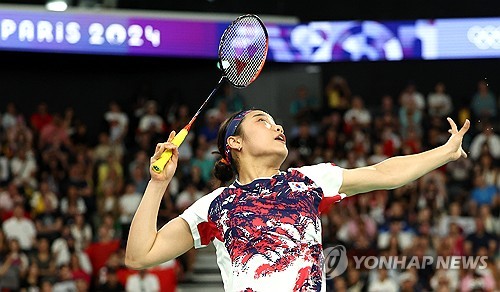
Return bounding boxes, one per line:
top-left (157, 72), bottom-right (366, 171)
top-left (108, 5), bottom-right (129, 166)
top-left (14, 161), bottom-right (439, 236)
top-left (0, 76), bottom-right (498, 292)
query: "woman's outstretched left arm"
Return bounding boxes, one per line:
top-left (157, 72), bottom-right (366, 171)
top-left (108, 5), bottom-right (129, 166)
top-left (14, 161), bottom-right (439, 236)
top-left (340, 117), bottom-right (470, 196)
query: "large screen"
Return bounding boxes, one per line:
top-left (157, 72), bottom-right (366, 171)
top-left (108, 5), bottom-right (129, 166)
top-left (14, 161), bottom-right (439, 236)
top-left (0, 6), bottom-right (499, 62)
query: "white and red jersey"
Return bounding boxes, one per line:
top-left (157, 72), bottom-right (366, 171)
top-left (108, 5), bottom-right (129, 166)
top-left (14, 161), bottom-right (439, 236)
top-left (179, 163), bottom-right (345, 292)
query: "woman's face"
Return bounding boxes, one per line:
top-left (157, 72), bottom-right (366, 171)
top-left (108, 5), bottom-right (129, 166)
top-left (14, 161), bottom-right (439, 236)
top-left (237, 110), bottom-right (288, 163)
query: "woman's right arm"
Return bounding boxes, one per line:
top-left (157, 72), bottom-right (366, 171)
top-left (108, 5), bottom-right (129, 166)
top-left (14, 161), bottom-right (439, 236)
top-left (125, 132), bottom-right (194, 270)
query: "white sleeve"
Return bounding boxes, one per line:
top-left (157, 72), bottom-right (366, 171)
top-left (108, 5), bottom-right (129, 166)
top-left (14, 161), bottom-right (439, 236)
top-left (179, 187), bottom-right (224, 249)
top-left (294, 163), bottom-right (344, 197)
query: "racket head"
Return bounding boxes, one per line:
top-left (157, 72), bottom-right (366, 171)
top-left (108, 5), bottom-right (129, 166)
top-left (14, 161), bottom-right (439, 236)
top-left (218, 14), bottom-right (269, 89)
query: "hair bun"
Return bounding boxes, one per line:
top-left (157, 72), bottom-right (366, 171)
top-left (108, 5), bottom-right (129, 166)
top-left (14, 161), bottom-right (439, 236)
top-left (214, 159), bottom-right (234, 184)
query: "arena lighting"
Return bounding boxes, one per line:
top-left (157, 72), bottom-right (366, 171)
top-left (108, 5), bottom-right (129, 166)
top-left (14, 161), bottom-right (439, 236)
top-left (45, 0), bottom-right (69, 11)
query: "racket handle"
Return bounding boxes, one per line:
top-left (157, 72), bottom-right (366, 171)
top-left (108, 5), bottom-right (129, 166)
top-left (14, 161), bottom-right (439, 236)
top-left (151, 129), bottom-right (189, 173)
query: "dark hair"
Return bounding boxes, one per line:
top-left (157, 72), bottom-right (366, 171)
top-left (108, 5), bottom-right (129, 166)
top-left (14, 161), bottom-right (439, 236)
top-left (213, 110), bottom-right (247, 184)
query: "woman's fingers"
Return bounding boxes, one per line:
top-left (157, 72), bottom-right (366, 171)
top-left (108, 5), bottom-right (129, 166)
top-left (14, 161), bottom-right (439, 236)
top-left (459, 119), bottom-right (470, 136)
top-left (447, 117), bottom-right (458, 133)
top-left (446, 118), bottom-right (470, 159)
top-left (152, 131), bottom-right (177, 159)
top-left (447, 118), bottom-right (470, 137)
top-left (461, 148), bottom-right (468, 158)
top-left (167, 130), bottom-right (176, 142)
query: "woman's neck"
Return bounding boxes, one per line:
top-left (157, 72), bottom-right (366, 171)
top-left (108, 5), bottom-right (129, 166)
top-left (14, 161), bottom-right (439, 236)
top-left (237, 163), bottom-right (281, 185)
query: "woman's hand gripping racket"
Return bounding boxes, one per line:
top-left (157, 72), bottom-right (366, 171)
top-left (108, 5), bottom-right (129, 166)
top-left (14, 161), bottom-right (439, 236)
top-left (152, 14), bottom-right (269, 173)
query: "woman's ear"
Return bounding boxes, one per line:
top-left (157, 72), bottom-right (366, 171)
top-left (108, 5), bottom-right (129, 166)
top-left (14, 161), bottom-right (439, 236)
top-left (227, 136), bottom-right (242, 151)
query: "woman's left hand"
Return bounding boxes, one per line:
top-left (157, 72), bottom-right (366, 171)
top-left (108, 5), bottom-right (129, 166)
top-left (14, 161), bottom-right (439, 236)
top-left (445, 117), bottom-right (470, 161)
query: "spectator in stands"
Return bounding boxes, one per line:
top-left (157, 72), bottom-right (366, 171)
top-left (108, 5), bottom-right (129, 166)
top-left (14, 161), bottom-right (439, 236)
top-left (446, 151), bottom-right (474, 198)
top-left (3, 203), bottom-right (36, 252)
top-left (0, 238), bottom-right (29, 290)
top-left (10, 147), bottom-right (38, 192)
top-left (372, 95), bottom-right (399, 137)
top-left (137, 100), bottom-right (165, 136)
top-left (417, 171), bottom-right (447, 215)
top-left (478, 204), bottom-right (500, 236)
top-left (39, 113), bottom-right (71, 151)
top-left (190, 148), bottom-right (215, 185)
top-left (469, 172), bottom-right (499, 217)
top-left (95, 267), bottom-right (124, 291)
top-left (464, 218), bottom-right (497, 257)
top-left (69, 253), bottom-right (91, 286)
top-left (70, 121), bottom-right (90, 148)
top-left (127, 150), bottom-right (149, 180)
top-left (367, 267), bottom-right (398, 292)
top-left (344, 95), bottom-right (372, 129)
top-left (19, 262), bottom-right (41, 291)
top-left (198, 108), bottom-right (221, 144)
top-left (30, 102), bottom-right (53, 134)
top-left (345, 265), bottom-right (366, 292)
top-left (399, 82), bottom-right (425, 111)
top-left (129, 164), bottom-right (149, 194)
top-left (175, 182), bottom-right (204, 213)
top-left (69, 213), bottom-right (93, 252)
top-left (96, 153), bottom-right (124, 196)
top-left (430, 267), bottom-right (459, 292)
top-left (475, 153), bottom-right (499, 189)
top-left (60, 185), bottom-right (87, 221)
top-left (0, 150), bottom-right (9, 187)
top-left (470, 79), bottom-right (497, 122)
top-left (0, 182), bottom-right (24, 218)
top-left (336, 208), bottom-right (377, 245)
top-left (96, 251), bottom-right (123, 288)
top-left (289, 85), bottom-right (317, 122)
top-left (118, 183), bottom-right (142, 242)
top-left (104, 101), bottom-right (129, 147)
top-left (215, 83), bottom-right (246, 113)
top-left (324, 75), bottom-right (351, 115)
top-left (85, 225), bottom-right (120, 277)
top-left (290, 121), bottom-right (317, 162)
top-left (30, 237), bottom-right (57, 282)
top-left (51, 226), bottom-right (72, 267)
top-left (5, 120), bottom-right (34, 157)
top-left (52, 264), bottom-right (77, 291)
top-left (469, 122), bottom-right (500, 160)
top-left (125, 269), bottom-right (160, 292)
top-left (380, 126), bottom-right (401, 157)
top-left (427, 82), bottom-right (453, 118)
top-left (460, 267), bottom-right (496, 292)
top-left (182, 164), bottom-right (206, 192)
top-left (30, 180), bottom-right (58, 218)
top-left (399, 95), bottom-right (423, 139)
top-left (62, 106), bottom-right (77, 136)
top-left (93, 132), bottom-right (114, 164)
top-left (97, 183), bottom-right (120, 222)
top-left (1, 102), bottom-right (25, 132)
top-left (64, 164), bottom-right (94, 212)
top-left (34, 201), bottom-right (63, 243)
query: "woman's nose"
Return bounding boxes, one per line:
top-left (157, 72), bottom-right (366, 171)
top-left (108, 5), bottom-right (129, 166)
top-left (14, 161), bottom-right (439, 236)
top-left (275, 125), bottom-right (284, 133)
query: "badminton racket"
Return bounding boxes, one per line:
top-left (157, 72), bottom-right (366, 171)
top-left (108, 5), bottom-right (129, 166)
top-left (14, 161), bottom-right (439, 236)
top-left (152, 14), bottom-right (269, 173)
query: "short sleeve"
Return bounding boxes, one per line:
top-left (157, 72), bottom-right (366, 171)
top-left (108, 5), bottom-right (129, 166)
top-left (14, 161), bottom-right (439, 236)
top-left (179, 187), bottom-right (224, 249)
top-left (294, 163), bottom-right (346, 212)
top-left (294, 163), bottom-right (344, 196)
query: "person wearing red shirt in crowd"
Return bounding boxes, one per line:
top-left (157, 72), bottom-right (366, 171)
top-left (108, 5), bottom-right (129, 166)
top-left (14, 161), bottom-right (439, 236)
top-left (39, 113), bottom-right (71, 150)
top-left (85, 225), bottom-right (120, 280)
top-left (30, 102), bottom-right (53, 133)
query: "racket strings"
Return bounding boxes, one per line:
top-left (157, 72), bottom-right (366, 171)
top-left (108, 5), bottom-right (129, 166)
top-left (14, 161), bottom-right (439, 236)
top-left (219, 16), bottom-right (268, 88)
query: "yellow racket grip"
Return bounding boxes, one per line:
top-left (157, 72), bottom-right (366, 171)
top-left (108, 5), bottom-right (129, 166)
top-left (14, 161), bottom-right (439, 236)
top-left (151, 128), bottom-right (189, 173)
